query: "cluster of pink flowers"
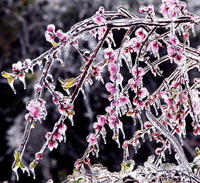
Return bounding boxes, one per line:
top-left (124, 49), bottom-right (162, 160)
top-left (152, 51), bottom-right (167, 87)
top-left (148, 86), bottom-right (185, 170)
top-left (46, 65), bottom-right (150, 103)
top-left (52, 91), bottom-right (74, 117)
top-left (26, 98), bottom-right (47, 121)
top-left (46, 123), bottom-right (67, 151)
top-left (124, 28), bottom-right (148, 54)
top-left (139, 4), bottom-right (155, 17)
top-left (92, 7), bottom-right (106, 26)
top-left (160, 0), bottom-right (186, 17)
top-left (45, 24), bottom-right (69, 44)
top-left (12, 59), bottom-right (33, 89)
top-left (130, 67), bottom-right (148, 110)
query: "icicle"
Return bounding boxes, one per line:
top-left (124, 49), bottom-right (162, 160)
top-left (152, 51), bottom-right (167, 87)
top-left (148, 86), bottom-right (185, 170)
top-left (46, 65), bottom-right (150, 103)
top-left (100, 76), bottom-right (104, 84)
top-left (191, 24), bottom-right (196, 37)
top-left (96, 144), bottom-right (99, 158)
top-left (171, 20), bottom-right (175, 35)
top-left (109, 31), bottom-right (116, 48)
top-left (86, 77), bottom-right (93, 85)
top-left (155, 98), bottom-right (161, 109)
top-left (63, 134), bottom-right (66, 143)
top-left (148, 130), bottom-right (152, 141)
top-left (134, 146), bottom-right (138, 154)
top-left (141, 135), bottom-right (146, 142)
top-left (19, 76), bottom-right (26, 90)
top-left (10, 81), bottom-right (16, 94)
top-left (21, 166), bottom-right (30, 176)
top-left (162, 153), bottom-right (166, 162)
top-left (138, 115), bottom-right (143, 129)
top-left (31, 169), bottom-right (36, 180)
top-left (68, 114), bottom-right (74, 126)
top-left (132, 117), bottom-right (137, 126)
top-left (177, 26), bottom-right (182, 36)
top-left (119, 108), bottom-right (122, 117)
top-left (112, 130), bottom-right (120, 148)
top-left (80, 88), bottom-right (86, 99)
top-left (101, 132), bottom-right (107, 144)
top-left (123, 148), bottom-right (129, 161)
top-left (127, 102), bottom-right (133, 112)
top-left (119, 125), bottom-right (125, 139)
top-left (12, 167), bottom-right (19, 181)
top-left (120, 106), bottom-right (127, 116)
top-left (153, 102), bottom-right (158, 116)
top-left (179, 136), bottom-right (184, 146)
top-left (123, 54), bottom-right (132, 72)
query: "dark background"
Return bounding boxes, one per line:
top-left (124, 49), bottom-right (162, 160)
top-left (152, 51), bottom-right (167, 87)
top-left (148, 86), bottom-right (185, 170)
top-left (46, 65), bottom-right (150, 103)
top-left (1, 0), bottom-right (200, 182)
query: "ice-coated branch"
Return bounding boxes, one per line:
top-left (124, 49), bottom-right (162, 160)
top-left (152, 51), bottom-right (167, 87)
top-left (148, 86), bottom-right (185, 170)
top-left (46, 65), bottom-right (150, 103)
top-left (3, 0), bottom-right (200, 182)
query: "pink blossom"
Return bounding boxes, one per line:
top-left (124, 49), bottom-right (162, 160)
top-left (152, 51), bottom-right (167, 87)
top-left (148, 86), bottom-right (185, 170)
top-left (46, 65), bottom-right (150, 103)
top-left (168, 35), bottom-right (179, 45)
top-left (144, 122), bottom-right (152, 129)
top-left (104, 48), bottom-right (117, 63)
top-left (132, 67), bottom-right (145, 77)
top-left (119, 96), bottom-right (129, 104)
top-left (179, 2), bottom-right (186, 10)
top-left (147, 4), bottom-right (154, 13)
top-left (34, 83), bottom-right (42, 92)
top-left (139, 4), bottom-right (154, 15)
top-left (97, 115), bottom-right (107, 125)
top-left (108, 63), bottom-right (118, 75)
top-left (48, 140), bottom-right (58, 151)
top-left (167, 45), bottom-right (185, 63)
top-left (139, 6), bottom-right (147, 13)
top-left (150, 41), bottom-right (159, 53)
top-left (168, 9), bottom-right (177, 17)
top-left (23, 59), bottom-right (32, 72)
top-left (155, 147), bottom-right (162, 155)
top-left (12, 61), bottom-right (23, 74)
top-left (93, 122), bottom-right (102, 132)
top-left (166, 98), bottom-right (174, 105)
top-left (110, 73), bottom-right (123, 83)
top-left (160, 4), bottom-right (169, 15)
top-left (93, 122), bottom-right (106, 134)
top-left (159, 91), bottom-right (168, 100)
top-left (35, 152), bottom-right (43, 159)
top-left (105, 82), bottom-right (116, 94)
top-left (108, 114), bottom-right (119, 129)
top-left (191, 89), bottom-right (200, 115)
top-left (167, 0), bottom-right (178, 6)
top-left (56, 29), bottom-right (63, 38)
top-left (47, 24), bottom-right (55, 33)
top-left (53, 132), bottom-right (63, 142)
top-left (133, 98), bottom-right (145, 108)
top-left (137, 87), bottom-right (148, 99)
top-left (129, 77), bottom-right (143, 90)
top-left (45, 31), bottom-right (55, 42)
top-left (135, 28), bottom-right (147, 41)
top-left (58, 123), bottom-right (67, 134)
top-left (26, 99), bottom-right (47, 120)
top-left (60, 33), bottom-right (69, 42)
top-left (91, 66), bottom-right (101, 78)
top-left (93, 15), bottom-right (106, 25)
top-left (87, 133), bottom-right (97, 146)
top-left (45, 132), bottom-right (52, 139)
top-left (105, 106), bottom-right (115, 114)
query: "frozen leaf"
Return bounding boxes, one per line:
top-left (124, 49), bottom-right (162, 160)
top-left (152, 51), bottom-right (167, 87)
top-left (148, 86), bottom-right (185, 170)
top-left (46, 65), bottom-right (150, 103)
top-left (1, 71), bottom-right (16, 94)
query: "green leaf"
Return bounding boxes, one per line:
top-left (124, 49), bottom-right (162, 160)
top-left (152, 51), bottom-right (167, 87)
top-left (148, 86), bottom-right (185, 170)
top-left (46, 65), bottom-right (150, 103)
top-left (14, 151), bottom-right (21, 161)
top-left (76, 177), bottom-right (84, 183)
top-left (192, 164), bottom-right (198, 173)
top-left (20, 161), bottom-right (25, 169)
